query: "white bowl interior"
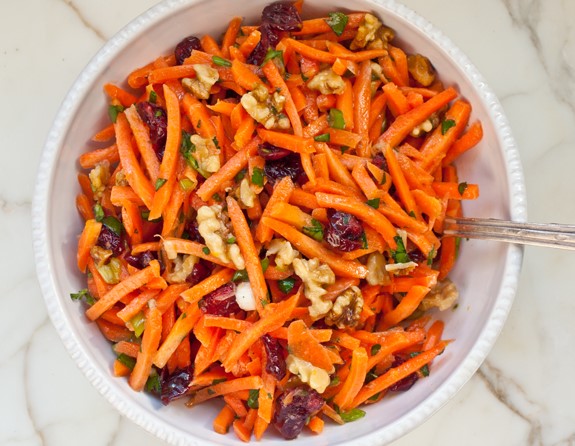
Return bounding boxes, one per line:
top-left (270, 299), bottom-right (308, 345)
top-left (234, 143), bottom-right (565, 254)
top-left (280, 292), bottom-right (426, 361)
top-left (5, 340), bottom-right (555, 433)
top-left (33, 0), bottom-right (525, 445)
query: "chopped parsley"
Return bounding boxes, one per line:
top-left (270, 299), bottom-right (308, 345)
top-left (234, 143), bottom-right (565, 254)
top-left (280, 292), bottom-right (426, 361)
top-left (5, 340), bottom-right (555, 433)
top-left (232, 269), bottom-right (249, 282)
top-left (277, 277), bottom-right (296, 294)
top-left (314, 133), bottom-right (330, 142)
top-left (102, 215), bottom-right (123, 236)
top-left (262, 48), bottom-right (284, 65)
top-left (370, 344), bottom-right (382, 355)
top-left (260, 257), bottom-right (270, 272)
top-left (366, 198), bottom-right (380, 209)
top-left (361, 231), bottom-right (368, 249)
top-left (70, 288), bottom-right (95, 306)
top-left (108, 104), bottom-right (124, 123)
top-left (458, 181), bottom-right (468, 195)
top-left (339, 408), bottom-right (366, 423)
top-left (145, 370), bottom-right (161, 394)
top-left (154, 178), bottom-right (167, 191)
top-left (441, 119), bottom-right (456, 135)
top-left (328, 108), bottom-right (345, 129)
top-left (302, 218), bottom-right (324, 241)
top-left (202, 247), bottom-right (211, 255)
top-left (390, 235), bottom-right (411, 264)
top-left (149, 90), bottom-right (157, 104)
top-left (325, 12), bottom-right (349, 36)
top-left (251, 167), bottom-right (265, 187)
top-left (427, 246), bottom-right (437, 266)
top-left (247, 389), bottom-right (260, 409)
top-left (212, 55), bottom-right (232, 67)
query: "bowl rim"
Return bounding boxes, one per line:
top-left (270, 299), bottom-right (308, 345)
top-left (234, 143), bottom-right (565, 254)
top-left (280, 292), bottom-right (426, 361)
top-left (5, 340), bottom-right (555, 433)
top-left (32, 0), bottom-right (527, 444)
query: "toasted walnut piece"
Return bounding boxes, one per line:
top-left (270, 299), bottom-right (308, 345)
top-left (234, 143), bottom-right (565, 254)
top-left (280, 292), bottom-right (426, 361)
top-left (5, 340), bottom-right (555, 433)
top-left (293, 258), bottom-right (335, 318)
top-left (182, 64), bottom-right (219, 99)
top-left (266, 239), bottom-right (299, 270)
top-left (286, 354), bottom-right (331, 393)
top-left (88, 161), bottom-right (111, 201)
top-left (325, 286), bottom-right (363, 329)
top-left (407, 54), bottom-right (436, 87)
top-left (167, 254), bottom-right (199, 283)
top-left (90, 245), bottom-right (113, 267)
top-left (366, 252), bottom-right (391, 286)
top-left (196, 205), bottom-right (245, 269)
top-left (350, 13), bottom-right (383, 50)
top-left (114, 170), bottom-right (129, 187)
top-left (385, 261), bottom-right (418, 275)
top-left (306, 68), bottom-right (345, 95)
top-left (189, 134), bottom-right (220, 174)
top-left (410, 119), bottom-right (434, 137)
top-left (239, 177), bottom-right (256, 208)
top-left (241, 84), bottom-right (290, 130)
top-left (419, 279), bottom-right (459, 311)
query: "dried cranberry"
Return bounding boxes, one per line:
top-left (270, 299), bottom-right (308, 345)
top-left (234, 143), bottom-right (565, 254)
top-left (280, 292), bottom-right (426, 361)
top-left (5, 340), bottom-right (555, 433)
top-left (264, 153), bottom-right (308, 185)
top-left (125, 250), bottom-right (155, 269)
top-left (136, 102), bottom-right (167, 160)
top-left (408, 249), bottom-right (427, 265)
top-left (247, 23), bottom-right (281, 65)
top-left (184, 220), bottom-right (204, 243)
top-left (262, 334), bottom-right (286, 381)
top-left (274, 387), bottom-right (324, 439)
top-left (199, 282), bottom-right (240, 316)
top-left (258, 142), bottom-right (292, 160)
top-left (97, 225), bottom-right (125, 256)
top-left (186, 259), bottom-right (213, 286)
top-left (324, 209), bottom-right (364, 252)
top-left (261, 2), bottom-right (302, 32)
top-left (160, 365), bottom-right (194, 405)
top-left (389, 356), bottom-right (419, 392)
top-left (372, 152), bottom-right (388, 171)
top-left (174, 35), bottom-right (202, 65)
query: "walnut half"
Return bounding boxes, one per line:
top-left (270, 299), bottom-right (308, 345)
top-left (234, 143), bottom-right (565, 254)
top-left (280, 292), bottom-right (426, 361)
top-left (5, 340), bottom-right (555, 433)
top-left (419, 279), bottom-right (459, 311)
top-left (325, 286), bottom-right (364, 329)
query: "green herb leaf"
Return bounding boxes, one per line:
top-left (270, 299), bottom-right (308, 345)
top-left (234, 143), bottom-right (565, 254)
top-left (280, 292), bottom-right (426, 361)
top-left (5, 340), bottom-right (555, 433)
top-left (226, 236), bottom-right (237, 244)
top-left (207, 388), bottom-right (216, 395)
top-left (108, 104), bottom-right (124, 123)
top-left (427, 246), bottom-right (437, 266)
top-left (328, 108), bottom-right (345, 129)
top-left (212, 136), bottom-right (221, 150)
top-left (410, 352), bottom-right (430, 376)
top-left (381, 171), bottom-right (387, 185)
top-left (235, 168), bottom-right (247, 182)
top-left (330, 376), bottom-right (341, 387)
top-left (314, 133), bottom-right (330, 142)
top-left (278, 277), bottom-right (296, 294)
top-left (212, 193), bottom-right (222, 202)
top-left (458, 181), bottom-right (468, 195)
top-left (263, 48), bottom-right (284, 65)
top-left (155, 109), bottom-right (163, 117)
top-left (93, 203), bottom-right (104, 222)
top-left (251, 167), bottom-right (265, 187)
top-left (233, 269), bottom-right (249, 282)
top-left (260, 257), bottom-right (270, 272)
top-left (370, 344), bottom-right (381, 356)
top-left (102, 215), bottom-right (123, 236)
top-left (212, 378), bottom-right (227, 385)
top-left (117, 353), bottom-right (136, 370)
top-left (212, 55), bottom-right (232, 67)
top-left (260, 298), bottom-right (269, 307)
top-left (155, 178), bottom-right (167, 191)
top-left (70, 288), bottom-right (95, 305)
top-left (366, 198), bottom-right (380, 209)
top-left (390, 235), bottom-right (411, 264)
top-left (202, 247), bottom-right (211, 255)
top-left (441, 119), bottom-right (456, 135)
top-left (180, 131), bottom-right (200, 170)
top-left (145, 370), bottom-right (161, 394)
top-left (340, 145), bottom-right (349, 154)
top-left (149, 90), bottom-right (157, 104)
top-left (302, 218), bottom-right (324, 241)
top-left (325, 12), bottom-right (349, 36)
top-left (361, 231), bottom-right (368, 249)
top-left (409, 210), bottom-right (416, 218)
top-left (339, 408), bottom-right (366, 423)
top-left (247, 389), bottom-right (260, 409)
top-left (130, 312), bottom-right (146, 338)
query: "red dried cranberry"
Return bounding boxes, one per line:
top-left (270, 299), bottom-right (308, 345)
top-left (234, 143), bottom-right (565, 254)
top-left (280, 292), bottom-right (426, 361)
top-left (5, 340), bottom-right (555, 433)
top-left (324, 209), bottom-right (364, 252)
top-left (125, 250), bottom-right (155, 269)
top-left (262, 334), bottom-right (286, 380)
top-left (186, 260), bottom-right (213, 286)
top-left (407, 249), bottom-right (427, 264)
top-left (184, 220), bottom-right (205, 243)
top-left (198, 282), bottom-right (240, 316)
top-left (160, 365), bottom-right (194, 405)
top-left (389, 356), bottom-right (419, 392)
top-left (258, 142), bottom-right (292, 160)
top-left (174, 35), bottom-right (202, 65)
top-left (264, 153), bottom-right (308, 185)
top-left (136, 102), bottom-right (167, 160)
top-left (97, 225), bottom-right (125, 256)
top-left (274, 387), bottom-right (324, 439)
top-left (372, 152), bottom-right (388, 171)
top-left (247, 23), bottom-right (280, 65)
top-left (261, 2), bottom-right (302, 32)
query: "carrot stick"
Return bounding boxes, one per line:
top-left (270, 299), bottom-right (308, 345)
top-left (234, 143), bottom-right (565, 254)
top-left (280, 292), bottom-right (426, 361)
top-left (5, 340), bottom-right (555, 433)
top-left (376, 87), bottom-right (458, 149)
top-left (333, 347), bottom-right (368, 410)
top-left (352, 341), bottom-right (448, 407)
top-left (180, 268), bottom-right (235, 305)
top-left (203, 315), bottom-right (252, 332)
top-left (261, 217), bottom-right (368, 279)
top-left (231, 59), bottom-right (264, 91)
top-left (124, 106), bottom-right (160, 182)
top-left (201, 34), bottom-right (224, 57)
top-left (382, 285), bottom-right (430, 328)
top-left (226, 197), bottom-right (269, 312)
top-left (188, 375), bottom-right (264, 406)
top-left (233, 419), bottom-right (252, 442)
top-left (239, 30), bottom-right (261, 57)
top-left (129, 306), bottom-right (162, 391)
top-left (353, 60), bottom-right (371, 157)
top-left (384, 144), bottom-right (421, 219)
top-left (77, 219), bottom-right (102, 273)
top-left (181, 93), bottom-right (217, 139)
top-left (253, 416), bottom-right (269, 441)
top-left (431, 182), bottom-right (479, 200)
top-left (79, 144), bottom-right (119, 169)
top-left (255, 176), bottom-right (295, 243)
top-left (257, 128), bottom-right (314, 154)
top-left (162, 238), bottom-right (236, 268)
top-left (383, 82), bottom-right (409, 117)
top-left (76, 194), bottom-right (94, 221)
top-left (423, 320), bottom-right (445, 351)
top-left (288, 320), bottom-right (335, 372)
top-left (148, 64), bottom-right (196, 83)
top-left (221, 16), bottom-right (243, 58)
top-left (214, 405), bottom-right (236, 435)
top-left (91, 124), bottom-right (116, 142)
top-left (115, 113), bottom-right (155, 209)
top-left (442, 121), bottom-right (483, 166)
top-left (262, 61), bottom-right (303, 136)
top-left (307, 416), bottom-right (324, 434)
top-left (222, 292), bottom-right (299, 372)
top-left (104, 83), bottom-right (138, 107)
top-left (293, 12), bottom-right (365, 35)
top-left (86, 260), bottom-right (161, 321)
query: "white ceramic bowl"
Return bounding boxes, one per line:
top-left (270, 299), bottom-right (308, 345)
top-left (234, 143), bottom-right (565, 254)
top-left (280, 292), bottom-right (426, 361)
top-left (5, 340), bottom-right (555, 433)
top-left (32, 0), bottom-right (526, 444)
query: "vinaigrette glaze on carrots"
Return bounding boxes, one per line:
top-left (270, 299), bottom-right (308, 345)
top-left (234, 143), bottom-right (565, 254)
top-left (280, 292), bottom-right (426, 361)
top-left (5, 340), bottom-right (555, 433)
top-left (72, 1), bottom-right (483, 441)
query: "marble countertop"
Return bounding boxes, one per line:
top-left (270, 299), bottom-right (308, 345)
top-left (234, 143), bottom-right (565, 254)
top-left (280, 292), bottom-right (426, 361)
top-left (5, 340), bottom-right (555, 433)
top-left (2, 0), bottom-right (574, 444)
